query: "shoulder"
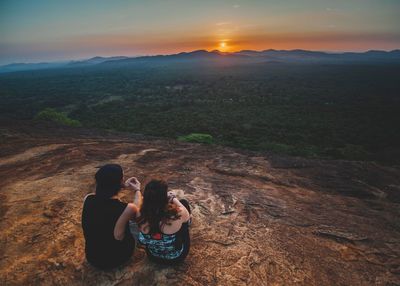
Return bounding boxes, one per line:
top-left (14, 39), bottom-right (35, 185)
top-left (120, 203), bottom-right (139, 219)
top-left (82, 193), bottom-right (96, 218)
top-left (83, 193), bottom-right (95, 204)
top-left (173, 199), bottom-right (190, 222)
top-left (125, 203), bottom-right (138, 213)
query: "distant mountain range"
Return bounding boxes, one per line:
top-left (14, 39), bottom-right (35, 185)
top-left (1, 49), bottom-right (400, 73)
top-left (69, 56), bottom-right (130, 66)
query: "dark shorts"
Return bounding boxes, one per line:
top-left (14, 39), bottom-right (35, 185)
top-left (86, 239), bottom-right (135, 270)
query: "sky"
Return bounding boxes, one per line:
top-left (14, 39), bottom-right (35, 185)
top-left (0, 0), bottom-right (400, 64)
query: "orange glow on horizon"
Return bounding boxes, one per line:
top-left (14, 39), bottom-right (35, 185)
top-left (218, 41), bottom-right (228, 52)
top-left (22, 31), bottom-right (400, 63)
top-left (2, 1), bottom-right (400, 64)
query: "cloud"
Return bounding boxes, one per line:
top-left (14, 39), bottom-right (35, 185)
top-left (216, 22), bottom-right (230, 26)
top-left (233, 4), bottom-right (240, 9)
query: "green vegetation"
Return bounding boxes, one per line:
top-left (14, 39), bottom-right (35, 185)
top-left (1, 62), bottom-right (399, 164)
top-left (35, 108), bottom-right (81, 127)
top-left (178, 133), bottom-right (214, 144)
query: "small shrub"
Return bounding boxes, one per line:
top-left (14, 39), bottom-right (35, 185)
top-left (263, 142), bottom-right (293, 154)
top-left (339, 144), bottom-right (370, 161)
top-left (178, 133), bottom-right (213, 144)
top-left (323, 147), bottom-right (343, 159)
top-left (35, 108), bottom-right (82, 127)
top-left (260, 142), bottom-right (319, 158)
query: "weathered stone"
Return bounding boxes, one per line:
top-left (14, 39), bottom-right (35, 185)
top-left (0, 122), bottom-right (399, 285)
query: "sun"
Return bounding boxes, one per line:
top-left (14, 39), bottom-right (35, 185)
top-left (215, 39), bottom-right (232, 53)
top-left (218, 41), bottom-right (229, 52)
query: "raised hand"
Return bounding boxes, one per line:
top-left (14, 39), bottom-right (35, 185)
top-left (125, 177), bottom-right (141, 192)
top-left (167, 191), bottom-right (176, 203)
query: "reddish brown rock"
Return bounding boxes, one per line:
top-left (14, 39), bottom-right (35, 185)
top-left (0, 121), bottom-right (399, 285)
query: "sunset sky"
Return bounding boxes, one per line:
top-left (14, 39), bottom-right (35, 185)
top-left (1, 0), bottom-right (400, 64)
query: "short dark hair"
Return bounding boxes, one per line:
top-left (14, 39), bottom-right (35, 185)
top-left (95, 164), bottom-right (123, 198)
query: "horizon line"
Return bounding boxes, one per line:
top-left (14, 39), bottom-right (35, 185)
top-left (1, 47), bottom-right (400, 66)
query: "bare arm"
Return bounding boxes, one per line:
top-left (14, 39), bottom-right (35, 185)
top-left (160, 198), bottom-right (190, 234)
top-left (125, 177), bottom-right (142, 208)
top-left (133, 189), bottom-right (143, 209)
top-left (173, 198), bottom-right (190, 223)
top-left (114, 203), bottom-right (138, 241)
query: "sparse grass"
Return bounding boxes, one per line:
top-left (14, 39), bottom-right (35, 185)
top-left (35, 108), bottom-right (81, 127)
top-left (178, 133), bottom-right (214, 144)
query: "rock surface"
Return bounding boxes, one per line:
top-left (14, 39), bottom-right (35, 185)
top-left (0, 121), bottom-right (399, 285)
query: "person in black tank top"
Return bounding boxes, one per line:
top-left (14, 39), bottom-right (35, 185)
top-left (81, 164), bottom-right (140, 269)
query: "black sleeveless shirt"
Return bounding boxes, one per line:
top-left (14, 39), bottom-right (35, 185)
top-left (82, 194), bottom-right (135, 269)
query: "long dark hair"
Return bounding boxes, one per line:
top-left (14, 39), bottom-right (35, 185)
top-left (138, 179), bottom-right (180, 234)
top-left (95, 164), bottom-right (123, 199)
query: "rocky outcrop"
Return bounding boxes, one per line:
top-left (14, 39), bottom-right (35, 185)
top-left (0, 122), bottom-right (399, 285)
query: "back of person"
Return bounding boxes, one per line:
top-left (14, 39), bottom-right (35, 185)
top-left (138, 224), bottom-right (187, 260)
top-left (82, 194), bottom-right (134, 269)
top-left (136, 180), bottom-right (191, 264)
top-left (81, 164), bottom-right (139, 269)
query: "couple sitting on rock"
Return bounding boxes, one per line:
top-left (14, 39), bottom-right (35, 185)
top-left (81, 164), bottom-right (191, 269)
